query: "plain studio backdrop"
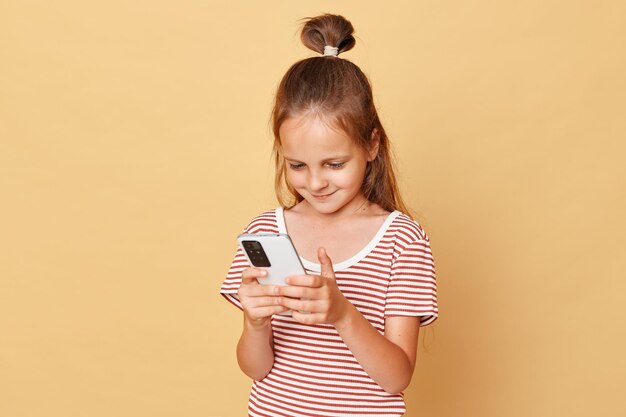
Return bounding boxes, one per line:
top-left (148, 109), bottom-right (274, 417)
top-left (1, 1), bottom-right (625, 416)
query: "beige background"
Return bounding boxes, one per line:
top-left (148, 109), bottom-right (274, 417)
top-left (1, 1), bottom-right (625, 416)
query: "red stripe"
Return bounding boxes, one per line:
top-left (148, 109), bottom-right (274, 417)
top-left (260, 377), bottom-right (398, 403)
top-left (252, 381), bottom-right (404, 414)
top-left (220, 208), bottom-right (436, 416)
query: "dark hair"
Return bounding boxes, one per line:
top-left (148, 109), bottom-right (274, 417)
top-left (272, 14), bottom-right (411, 216)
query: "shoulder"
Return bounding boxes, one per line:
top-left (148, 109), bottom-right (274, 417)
top-left (243, 208), bottom-right (281, 234)
top-left (388, 212), bottom-right (430, 244)
top-left (386, 212), bottom-right (434, 261)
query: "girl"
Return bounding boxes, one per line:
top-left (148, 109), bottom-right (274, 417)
top-left (220, 14), bottom-right (438, 417)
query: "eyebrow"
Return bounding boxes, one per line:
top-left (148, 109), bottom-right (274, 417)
top-left (284, 156), bottom-right (350, 163)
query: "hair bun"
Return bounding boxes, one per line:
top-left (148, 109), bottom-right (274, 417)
top-left (301, 14), bottom-right (356, 56)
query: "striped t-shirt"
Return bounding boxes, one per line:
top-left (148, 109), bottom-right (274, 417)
top-left (220, 208), bottom-right (438, 416)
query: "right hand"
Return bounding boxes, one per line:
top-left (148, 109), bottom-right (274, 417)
top-left (238, 267), bottom-right (287, 327)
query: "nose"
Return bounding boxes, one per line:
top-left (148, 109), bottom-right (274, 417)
top-left (308, 169), bottom-right (328, 192)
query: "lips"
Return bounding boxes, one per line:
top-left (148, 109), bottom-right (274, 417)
top-left (311, 191), bottom-right (336, 199)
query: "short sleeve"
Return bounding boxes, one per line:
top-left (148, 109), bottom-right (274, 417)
top-left (219, 245), bottom-right (250, 310)
top-left (219, 209), bottom-right (280, 309)
top-left (385, 239), bottom-right (438, 326)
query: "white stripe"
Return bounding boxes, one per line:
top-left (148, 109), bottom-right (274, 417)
top-left (220, 208), bottom-right (438, 415)
top-left (258, 382), bottom-right (405, 411)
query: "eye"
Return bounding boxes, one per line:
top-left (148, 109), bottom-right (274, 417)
top-left (327, 162), bottom-right (345, 169)
top-left (288, 163), bottom-right (305, 170)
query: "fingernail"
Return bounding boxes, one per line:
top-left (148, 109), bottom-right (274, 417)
top-left (259, 270), bottom-right (267, 277)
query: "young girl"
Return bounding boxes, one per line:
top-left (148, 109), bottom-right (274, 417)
top-left (220, 14), bottom-right (438, 417)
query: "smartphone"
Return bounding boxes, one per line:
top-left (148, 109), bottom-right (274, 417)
top-left (237, 233), bottom-right (306, 286)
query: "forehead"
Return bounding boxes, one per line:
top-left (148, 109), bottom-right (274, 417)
top-left (279, 115), bottom-right (361, 158)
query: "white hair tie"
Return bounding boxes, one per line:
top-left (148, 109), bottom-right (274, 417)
top-left (323, 45), bottom-right (339, 57)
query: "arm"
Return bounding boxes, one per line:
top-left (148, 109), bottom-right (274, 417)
top-left (236, 268), bottom-right (287, 381)
top-left (334, 306), bottom-right (419, 394)
top-left (278, 248), bottom-right (420, 394)
top-left (236, 316), bottom-right (274, 381)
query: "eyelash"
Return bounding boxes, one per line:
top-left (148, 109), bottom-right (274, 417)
top-left (288, 162), bottom-right (345, 170)
top-left (327, 162), bottom-right (345, 169)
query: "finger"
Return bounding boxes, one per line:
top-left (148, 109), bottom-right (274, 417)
top-left (317, 247), bottom-right (335, 279)
top-left (285, 274), bottom-right (323, 287)
top-left (241, 268), bottom-right (268, 284)
top-left (239, 284), bottom-right (279, 297)
top-left (247, 305), bottom-right (289, 319)
top-left (280, 296), bottom-right (319, 313)
top-left (291, 310), bottom-right (324, 325)
top-left (278, 285), bottom-right (313, 299)
top-left (243, 295), bottom-right (283, 309)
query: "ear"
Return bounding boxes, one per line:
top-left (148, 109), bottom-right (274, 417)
top-left (367, 128), bottom-right (381, 161)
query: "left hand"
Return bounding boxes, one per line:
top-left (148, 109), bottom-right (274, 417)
top-left (278, 247), bottom-right (350, 326)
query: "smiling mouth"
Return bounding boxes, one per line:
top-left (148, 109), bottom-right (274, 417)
top-left (311, 191), bottom-right (336, 199)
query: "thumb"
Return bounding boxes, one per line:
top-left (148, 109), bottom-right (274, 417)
top-left (317, 247), bottom-right (335, 279)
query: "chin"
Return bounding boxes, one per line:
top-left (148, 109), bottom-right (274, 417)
top-left (301, 198), bottom-right (337, 214)
top-left (306, 200), bottom-right (352, 216)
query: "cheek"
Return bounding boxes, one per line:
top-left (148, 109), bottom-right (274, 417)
top-left (337, 166), bottom-right (367, 188)
top-left (285, 170), bottom-right (304, 188)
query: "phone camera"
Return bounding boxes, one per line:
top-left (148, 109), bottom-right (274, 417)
top-left (242, 240), bottom-right (271, 267)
